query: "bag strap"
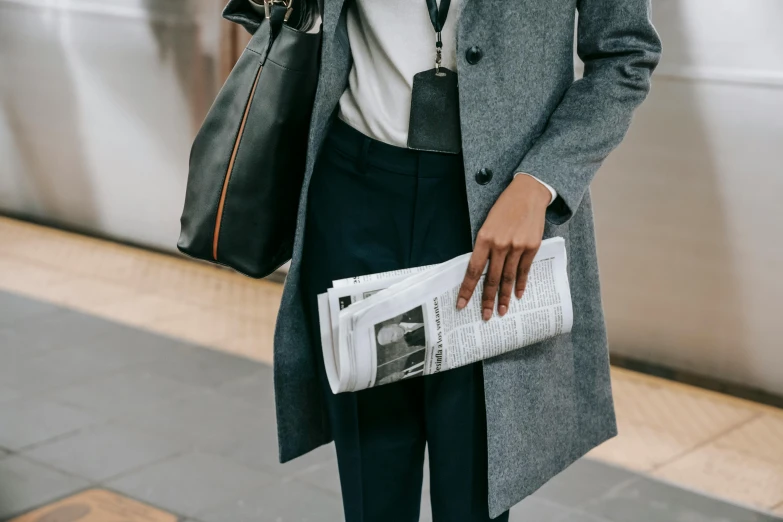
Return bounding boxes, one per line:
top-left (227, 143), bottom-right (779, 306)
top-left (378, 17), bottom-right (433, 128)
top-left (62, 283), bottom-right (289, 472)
top-left (261, 0), bottom-right (288, 63)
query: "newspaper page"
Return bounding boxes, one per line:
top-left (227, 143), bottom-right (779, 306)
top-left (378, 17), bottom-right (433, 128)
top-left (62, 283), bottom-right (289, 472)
top-left (318, 237), bottom-right (572, 393)
top-left (331, 264), bottom-right (434, 289)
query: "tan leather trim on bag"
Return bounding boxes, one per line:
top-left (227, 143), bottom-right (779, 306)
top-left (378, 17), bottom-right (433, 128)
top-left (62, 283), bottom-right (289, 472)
top-left (213, 65), bottom-right (263, 261)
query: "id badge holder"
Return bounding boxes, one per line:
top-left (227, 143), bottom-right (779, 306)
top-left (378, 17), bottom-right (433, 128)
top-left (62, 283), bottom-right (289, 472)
top-left (407, 67), bottom-right (462, 155)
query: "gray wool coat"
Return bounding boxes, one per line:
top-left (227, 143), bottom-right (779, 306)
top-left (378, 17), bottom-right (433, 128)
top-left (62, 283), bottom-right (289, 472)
top-left (226, 0), bottom-right (661, 517)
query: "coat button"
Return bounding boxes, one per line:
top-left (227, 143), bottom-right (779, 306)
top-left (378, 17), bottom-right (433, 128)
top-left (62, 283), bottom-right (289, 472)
top-left (465, 46), bottom-right (483, 65)
top-left (475, 168), bottom-right (493, 185)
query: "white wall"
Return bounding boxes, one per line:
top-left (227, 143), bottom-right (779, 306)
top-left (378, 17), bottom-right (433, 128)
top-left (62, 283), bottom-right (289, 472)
top-left (592, 0), bottom-right (783, 394)
top-left (0, 0), bottom-right (222, 250)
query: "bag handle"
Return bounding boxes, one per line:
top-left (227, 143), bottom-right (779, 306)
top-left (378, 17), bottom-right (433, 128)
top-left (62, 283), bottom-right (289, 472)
top-left (250, 0), bottom-right (320, 31)
top-left (252, 0), bottom-right (288, 63)
top-left (247, 0), bottom-right (319, 62)
top-left (260, 0), bottom-right (292, 20)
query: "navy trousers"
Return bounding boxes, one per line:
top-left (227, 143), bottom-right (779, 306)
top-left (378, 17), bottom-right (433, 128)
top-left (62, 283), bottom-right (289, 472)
top-left (301, 119), bottom-right (510, 522)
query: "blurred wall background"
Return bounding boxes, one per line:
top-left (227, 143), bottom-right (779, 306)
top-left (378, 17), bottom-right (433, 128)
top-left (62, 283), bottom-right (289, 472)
top-left (0, 0), bottom-right (228, 250)
top-left (0, 0), bottom-right (781, 394)
top-left (590, 0), bottom-right (783, 396)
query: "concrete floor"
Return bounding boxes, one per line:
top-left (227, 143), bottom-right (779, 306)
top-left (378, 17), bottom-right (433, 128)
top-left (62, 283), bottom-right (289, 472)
top-left (0, 289), bottom-right (780, 521)
top-left (3, 216), bottom-right (783, 515)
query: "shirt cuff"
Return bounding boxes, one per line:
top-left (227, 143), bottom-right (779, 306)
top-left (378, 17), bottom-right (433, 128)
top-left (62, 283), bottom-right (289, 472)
top-left (514, 172), bottom-right (557, 206)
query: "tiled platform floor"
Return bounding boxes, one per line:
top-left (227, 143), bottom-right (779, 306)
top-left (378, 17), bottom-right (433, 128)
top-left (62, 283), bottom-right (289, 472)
top-left (1, 289), bottom-right (781, 522)
top-left (1, 216), bottom-right (783, 518)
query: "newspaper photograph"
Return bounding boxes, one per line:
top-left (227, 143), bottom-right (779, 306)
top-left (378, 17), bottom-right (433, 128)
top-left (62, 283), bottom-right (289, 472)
top-left (373, 305), bottom-right (428, 386)
top-left (318, 237), bottom-right (573, 393)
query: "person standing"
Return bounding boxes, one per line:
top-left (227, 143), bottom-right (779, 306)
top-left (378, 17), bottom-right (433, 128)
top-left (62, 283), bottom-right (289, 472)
top-left (234, 0), bottom-right (662, 520)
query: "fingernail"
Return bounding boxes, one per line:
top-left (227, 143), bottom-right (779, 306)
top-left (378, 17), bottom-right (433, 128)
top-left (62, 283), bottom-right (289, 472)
top-left (498, 305), bottom-right (507, 316)
top-left (515, 291), bottom-right (522, 299)
top-left (482, 308), bottom-right (492, 321)
top-left (457, 298), bottom-right (467, 309)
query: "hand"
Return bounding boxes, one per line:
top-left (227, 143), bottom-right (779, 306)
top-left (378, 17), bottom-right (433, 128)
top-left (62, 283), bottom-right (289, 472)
top-left (457, 174), bottom-right (551, 320)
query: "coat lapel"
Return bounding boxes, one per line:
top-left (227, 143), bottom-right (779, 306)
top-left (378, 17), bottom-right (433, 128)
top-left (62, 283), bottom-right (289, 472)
top-left (300, 0), bottom-right (353, 186)
top-left (322, 0), bottom-right (348, 36)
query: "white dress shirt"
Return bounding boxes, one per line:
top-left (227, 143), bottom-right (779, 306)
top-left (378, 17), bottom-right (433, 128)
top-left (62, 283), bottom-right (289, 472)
top-left (249, 0), bottom-right (557, 204)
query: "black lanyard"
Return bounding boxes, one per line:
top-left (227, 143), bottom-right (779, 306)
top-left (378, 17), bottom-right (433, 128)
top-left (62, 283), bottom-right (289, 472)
top-left (426, 0), bottom-right (451, 32)
top-left (425, 0), bottom-right (452, 73)
top-left (407, 0), bottom-right (461, 155)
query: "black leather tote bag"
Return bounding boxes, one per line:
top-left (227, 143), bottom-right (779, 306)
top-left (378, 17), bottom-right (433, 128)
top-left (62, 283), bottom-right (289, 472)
top-left (177, 0), bottom-right (321, 278)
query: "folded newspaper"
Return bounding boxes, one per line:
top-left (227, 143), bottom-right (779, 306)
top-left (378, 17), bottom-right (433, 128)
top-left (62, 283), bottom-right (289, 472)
top-left (317, 237), bottom-right (573, 394)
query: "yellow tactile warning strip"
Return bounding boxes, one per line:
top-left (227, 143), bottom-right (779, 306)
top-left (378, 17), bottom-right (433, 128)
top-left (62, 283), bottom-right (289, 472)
top-left (590, 367), bottom-right (783, 512)
top-left (9, 489), bottom-right (177, 522)
top-left (1, 216), bottom-right (782, 514)
top-left (0, 217), bottom-right (281, 362)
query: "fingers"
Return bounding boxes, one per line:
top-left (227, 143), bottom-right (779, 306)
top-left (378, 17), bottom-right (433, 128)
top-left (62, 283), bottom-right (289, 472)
top-left (515, 244), bottom-right (540, 299)
top-left (481, 247), bottom-right (506, 321)
top-left (497, 248), bottom-right (523, 317)
top-left (457, 238), bottom-right (490, 310)
top-left (458, 228), bottom-right (543, 320)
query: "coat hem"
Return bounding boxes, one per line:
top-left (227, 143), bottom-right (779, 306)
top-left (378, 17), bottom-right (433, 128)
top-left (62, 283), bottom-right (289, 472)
top-left (487, 427), bottom-right (618, 519)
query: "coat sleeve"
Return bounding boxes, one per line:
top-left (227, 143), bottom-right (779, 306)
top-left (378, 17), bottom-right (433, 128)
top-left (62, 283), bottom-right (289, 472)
top-left (515, 0), bottom-right (662, 225)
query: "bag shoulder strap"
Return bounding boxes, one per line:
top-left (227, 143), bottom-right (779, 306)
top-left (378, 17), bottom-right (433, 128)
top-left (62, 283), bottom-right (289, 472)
top-left (260, 2), bottom-right (288, 63)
